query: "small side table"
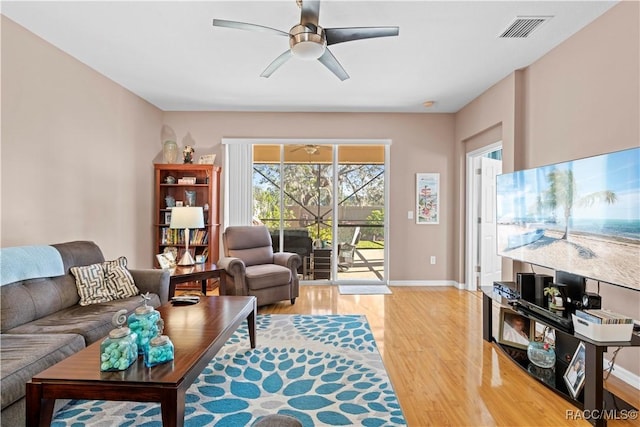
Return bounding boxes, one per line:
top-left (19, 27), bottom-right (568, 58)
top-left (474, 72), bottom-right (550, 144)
top-left (168, 263), bottom-right (225, 298)
top-left (312, 248), bottom-right (332, 280)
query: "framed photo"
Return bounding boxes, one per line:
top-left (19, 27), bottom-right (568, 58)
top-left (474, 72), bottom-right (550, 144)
top-left (535, 322), bottom-right (556, 346)
top-left (164, 211), bottom-right (172, 225)
top-left (198, 154), bottom-right (216, 164)
top-left (416, 173), bottom-right (440, 224)
top-left (163, 246), bottom-right (178, 261)
top-left (175, 201), bottom-right (184, 207)
top-left (498, 308), bottom-right (534, 349)
top-left (156, 252), bottom-right (176, 269)
top-left (563, 342), bottom-right (586, 399)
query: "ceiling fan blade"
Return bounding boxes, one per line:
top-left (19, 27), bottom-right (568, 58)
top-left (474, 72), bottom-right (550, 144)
top-left (300, 0), bottom-right (321, 28)
top-left (317, 48), bottom-right (349, 81)
top-left (325, 26), bottom-right (399, 45)
top-left (261, 50), bottom-right (293, 78)
top-left (212, 19), bottom-right (289, 37)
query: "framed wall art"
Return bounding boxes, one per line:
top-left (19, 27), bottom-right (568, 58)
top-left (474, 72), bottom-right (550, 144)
top-left (416, 173), bottom-right (440, 224)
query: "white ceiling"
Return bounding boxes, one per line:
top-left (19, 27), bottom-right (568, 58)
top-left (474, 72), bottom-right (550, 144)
top-left (2, 1), bottom-right (617, 113)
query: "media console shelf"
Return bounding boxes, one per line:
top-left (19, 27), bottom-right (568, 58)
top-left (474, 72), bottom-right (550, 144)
top-left (482, 285), bottom-right (639, 427)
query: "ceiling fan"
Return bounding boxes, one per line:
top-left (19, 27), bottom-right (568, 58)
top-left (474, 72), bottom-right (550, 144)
top-left (212, 0), bottom-right (399, 81)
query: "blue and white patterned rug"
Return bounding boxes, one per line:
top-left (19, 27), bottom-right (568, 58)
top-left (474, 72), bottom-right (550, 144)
top-left (52, 314), bottom-right (406, 426)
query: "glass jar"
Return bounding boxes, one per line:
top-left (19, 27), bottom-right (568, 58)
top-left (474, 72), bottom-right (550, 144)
top-left (144, 335), bottom-right (175, 367)
top-left (127, 304), bottom-right (161, 355)
top-left (527, 340), bottom-right (556, 368)
top-left (100, 310), bottom-right (138, 371)
top-left (163, 140), bottom-right (179, 164)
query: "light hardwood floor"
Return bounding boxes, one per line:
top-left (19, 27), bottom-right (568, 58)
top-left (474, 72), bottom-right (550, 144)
top-left (255, 285), bottom-right (639, 427)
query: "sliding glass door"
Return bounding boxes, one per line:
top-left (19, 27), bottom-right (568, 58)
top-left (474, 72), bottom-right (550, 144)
top-left (336, 146), bottom-right (385, 281)
top-left (252, 143), bottom-right (387, 283)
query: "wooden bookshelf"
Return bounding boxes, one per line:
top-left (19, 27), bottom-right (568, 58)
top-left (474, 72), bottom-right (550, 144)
top-left (154, 164), bottom-right (221, 291)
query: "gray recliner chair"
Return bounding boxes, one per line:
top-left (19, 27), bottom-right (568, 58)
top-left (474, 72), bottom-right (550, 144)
top-left (217, 225), bottom-right (301, 306)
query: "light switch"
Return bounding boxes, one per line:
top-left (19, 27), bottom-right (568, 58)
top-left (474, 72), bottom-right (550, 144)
top-left (408, 210), bottom-right (413, 219)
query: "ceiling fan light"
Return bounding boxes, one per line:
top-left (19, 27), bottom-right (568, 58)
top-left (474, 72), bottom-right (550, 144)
top-left (290, 24), bottom-right (326, 60)
top-left (292, 40), bottom-right (325, 59)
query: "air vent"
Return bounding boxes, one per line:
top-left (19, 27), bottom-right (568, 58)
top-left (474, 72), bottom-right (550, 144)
top-left (499, 16), bottom-right (551, 38)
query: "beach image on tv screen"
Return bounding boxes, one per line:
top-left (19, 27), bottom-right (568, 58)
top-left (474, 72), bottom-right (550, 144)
top-left (496, 147), bottom-right (640, 290)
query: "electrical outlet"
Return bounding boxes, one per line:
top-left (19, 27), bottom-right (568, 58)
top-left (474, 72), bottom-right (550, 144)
top-left (407, 210), bottom-right (413, 219)
top-left (430, 256), bottom-right (436, 265)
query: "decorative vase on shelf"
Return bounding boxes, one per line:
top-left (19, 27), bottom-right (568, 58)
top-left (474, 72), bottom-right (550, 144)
top-left (163, 140), bottom-right (179, 164)
top-left (527, 340), bottom-right (556, 368)
top-left (185, 190), bottom-right (196, 207)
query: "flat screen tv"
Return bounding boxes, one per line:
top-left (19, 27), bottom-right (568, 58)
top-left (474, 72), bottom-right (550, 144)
top-left (496, 147), bottom-right (640, 291)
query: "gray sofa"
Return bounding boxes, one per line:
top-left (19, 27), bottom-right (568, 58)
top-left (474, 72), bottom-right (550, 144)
top-left (0, 241), bottom-right (170, 427)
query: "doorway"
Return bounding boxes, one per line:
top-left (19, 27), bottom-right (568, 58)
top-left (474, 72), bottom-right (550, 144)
top-left (465, 143), bottom-right (503, 291)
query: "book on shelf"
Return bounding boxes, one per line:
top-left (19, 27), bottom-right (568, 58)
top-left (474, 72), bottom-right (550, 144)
top-left (575, 309), bottom-right (633, 325)
top-left (160, 228), bottom-right (208, 246)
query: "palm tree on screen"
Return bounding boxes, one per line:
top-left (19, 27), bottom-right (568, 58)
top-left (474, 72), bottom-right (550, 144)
top-left (540, 169), bottom-right (617, 240)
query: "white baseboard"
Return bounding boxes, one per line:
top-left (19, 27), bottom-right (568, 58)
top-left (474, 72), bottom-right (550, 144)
top-left (603, 356), bottom-right (640, 390)
top-left (388, 280), bottom-right (461, 288)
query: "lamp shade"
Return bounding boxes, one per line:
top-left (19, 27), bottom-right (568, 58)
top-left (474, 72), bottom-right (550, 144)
top-left (169, 207), bottom-right (204, 229)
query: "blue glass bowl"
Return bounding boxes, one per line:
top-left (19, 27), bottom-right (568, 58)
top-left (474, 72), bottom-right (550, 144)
top-left (527, 341), bottom-right (556, 368)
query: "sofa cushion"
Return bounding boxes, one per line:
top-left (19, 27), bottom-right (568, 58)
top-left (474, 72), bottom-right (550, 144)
top-left (0, 241), bottom-right (107, 333)
top-left (4, 293), bottom-right (160, 345)
top-left (0, 275), bottom-right (80, 333)
top-left (51, 241), bottom-right (105, 273)
top-left (71, 257), bottom-right (139, 306)
top-left (245, 264), bottom-right (291, 291)
top-left (0, 333), bottom-right (85, 411)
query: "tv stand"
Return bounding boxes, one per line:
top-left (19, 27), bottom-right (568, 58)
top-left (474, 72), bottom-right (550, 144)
top-left (482, 286), bottom-right (639, 427)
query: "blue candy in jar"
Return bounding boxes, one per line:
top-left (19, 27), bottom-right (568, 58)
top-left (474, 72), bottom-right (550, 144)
top-left (100, 309), bottom-right (138, 372)
top-left (144, 334), bottom-right (175, 367)
top-left (127, 293), bottom-right (161, 355)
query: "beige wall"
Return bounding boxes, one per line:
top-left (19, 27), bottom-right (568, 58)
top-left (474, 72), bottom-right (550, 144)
top-left (454, 2), bottom-right (639, 378)
top-left (161, 111), bottom-right (456, 281)
top-left (1, 16), bottom-right (163, 266)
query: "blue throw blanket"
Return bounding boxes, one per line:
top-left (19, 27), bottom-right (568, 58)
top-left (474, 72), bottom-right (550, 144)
top-left (0, 245), bottom-right (65, 286)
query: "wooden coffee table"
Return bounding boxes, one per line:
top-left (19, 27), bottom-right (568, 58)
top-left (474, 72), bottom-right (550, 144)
top-left (26, 295), bottom-right (257, 427)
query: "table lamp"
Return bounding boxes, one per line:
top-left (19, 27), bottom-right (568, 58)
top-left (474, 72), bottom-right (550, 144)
top-left (169, 206), bottom-right (204, 266)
